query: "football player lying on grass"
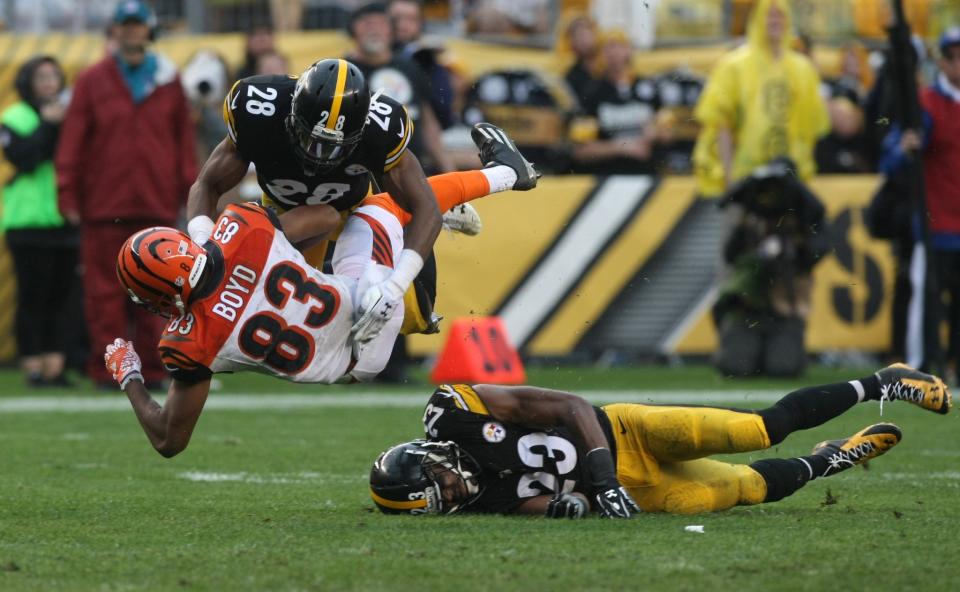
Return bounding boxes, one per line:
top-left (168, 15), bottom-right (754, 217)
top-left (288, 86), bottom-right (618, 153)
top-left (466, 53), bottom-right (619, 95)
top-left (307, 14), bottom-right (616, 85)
top-left (369, 366), bottom-right (950, 518)
top-left (102, 140), bottom-right (533, 458)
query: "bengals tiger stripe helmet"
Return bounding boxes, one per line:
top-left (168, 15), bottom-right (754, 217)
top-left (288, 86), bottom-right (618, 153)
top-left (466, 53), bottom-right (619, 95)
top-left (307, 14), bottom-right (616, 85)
top-left (116, 227), bottom-right (208, 318)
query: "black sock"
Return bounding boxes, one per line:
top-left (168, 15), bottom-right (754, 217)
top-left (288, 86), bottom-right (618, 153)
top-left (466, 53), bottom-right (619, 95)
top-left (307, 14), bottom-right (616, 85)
top-left (857, 373), bottom-right (882, 401)
top-left (750, 455), bottom-right (830, 503)
top-left (758, 382), bottom-right (862, 445)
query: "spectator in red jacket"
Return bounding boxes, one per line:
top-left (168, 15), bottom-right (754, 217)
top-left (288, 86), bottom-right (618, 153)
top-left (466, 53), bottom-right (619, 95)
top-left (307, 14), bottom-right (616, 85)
top-left (55, 0), bottom-right (197, 388)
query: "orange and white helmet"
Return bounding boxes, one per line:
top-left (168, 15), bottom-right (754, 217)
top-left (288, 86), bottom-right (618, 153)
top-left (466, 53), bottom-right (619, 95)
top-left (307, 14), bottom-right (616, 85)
top-left (116, 227), bottom-right (208, 318)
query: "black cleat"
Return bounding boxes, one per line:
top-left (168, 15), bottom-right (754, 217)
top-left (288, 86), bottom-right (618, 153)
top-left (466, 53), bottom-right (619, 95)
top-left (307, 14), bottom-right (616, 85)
top-left (876, 363), bottom-right (951, 414)
top-left (471, 122), bottom-right (540, 191)
top-left (811, 423), bottom-right (902, 477)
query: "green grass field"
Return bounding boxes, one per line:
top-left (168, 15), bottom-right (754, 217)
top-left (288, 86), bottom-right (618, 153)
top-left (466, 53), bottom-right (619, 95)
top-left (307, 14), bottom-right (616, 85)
top-left (1, 364), bottom-right (958, 591)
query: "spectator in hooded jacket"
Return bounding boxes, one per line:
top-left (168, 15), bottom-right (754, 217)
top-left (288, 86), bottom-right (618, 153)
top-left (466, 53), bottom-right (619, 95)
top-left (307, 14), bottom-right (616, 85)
top-left (0, 56), bottom-right (77, 387)
top-left (692, 0), bottom-right (829, 197)
top-left (55, 0), bottom-right (197, 389)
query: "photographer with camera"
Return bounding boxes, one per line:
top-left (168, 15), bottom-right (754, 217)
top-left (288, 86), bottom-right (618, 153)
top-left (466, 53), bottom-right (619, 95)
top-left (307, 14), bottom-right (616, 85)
top-left (713, 159), bottom-right (829, 377)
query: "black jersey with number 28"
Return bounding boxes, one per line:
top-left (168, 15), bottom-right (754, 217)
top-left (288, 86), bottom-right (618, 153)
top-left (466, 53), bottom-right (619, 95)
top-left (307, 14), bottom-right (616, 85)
top-left (222, 74), bottom-right (413, 212)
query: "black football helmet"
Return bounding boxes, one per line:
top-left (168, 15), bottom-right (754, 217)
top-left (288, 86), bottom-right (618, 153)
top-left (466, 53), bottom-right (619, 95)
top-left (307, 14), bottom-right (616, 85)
top-left (370, 440), bottom-right (483, 515)
top-left (286, 58), bottom-right (370, 175)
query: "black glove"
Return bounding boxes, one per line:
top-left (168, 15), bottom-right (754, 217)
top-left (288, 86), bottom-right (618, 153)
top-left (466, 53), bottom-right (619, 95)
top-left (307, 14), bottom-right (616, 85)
top-left (584, 447), bottom-right (641, 519)
top-left (545, 493), bottom-right (588, 519)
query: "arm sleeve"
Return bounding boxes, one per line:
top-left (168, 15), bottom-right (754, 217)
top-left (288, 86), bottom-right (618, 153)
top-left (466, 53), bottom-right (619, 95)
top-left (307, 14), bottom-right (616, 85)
top-left (0, 121), bottom-right (58, 173)
top-left (54, 74), bottom-right (92, 215)
top-left (158, 344), bottom-right (213, 385)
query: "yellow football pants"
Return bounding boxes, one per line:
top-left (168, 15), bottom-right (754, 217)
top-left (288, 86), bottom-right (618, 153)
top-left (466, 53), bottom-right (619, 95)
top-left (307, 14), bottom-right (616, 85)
top-left (603, 403), bottom-right (772, 514)
top-left (261, 195), bottom-right (432, 335)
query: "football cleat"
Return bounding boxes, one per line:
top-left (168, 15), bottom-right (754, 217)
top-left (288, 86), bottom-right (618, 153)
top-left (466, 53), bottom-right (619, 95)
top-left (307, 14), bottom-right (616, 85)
top-left (423, 312), bottom-right (443, 335)
top-left (471, 122), bottom-right (540, 191)
top-left (811, 423), bottom-right (902, 477)
top-left (876, 363), bottom-right (951, 415)
top-left (441, 203), bottom-right (483, 236)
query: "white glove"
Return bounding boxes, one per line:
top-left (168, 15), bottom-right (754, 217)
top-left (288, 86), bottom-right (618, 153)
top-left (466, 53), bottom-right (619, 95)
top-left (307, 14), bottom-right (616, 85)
top-left (104, 338), bottom-right (144, 390)
top-left (187, 215), bottom-right (215, 245)
top-left (351, 249), bottom-right (424, 343)
top-left (351, 277), bottom-right (405, 344)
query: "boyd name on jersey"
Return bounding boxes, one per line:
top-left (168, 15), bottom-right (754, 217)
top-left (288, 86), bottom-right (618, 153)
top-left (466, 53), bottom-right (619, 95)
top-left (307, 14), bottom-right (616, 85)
top-left (159, 203), bottom-right (356, 384)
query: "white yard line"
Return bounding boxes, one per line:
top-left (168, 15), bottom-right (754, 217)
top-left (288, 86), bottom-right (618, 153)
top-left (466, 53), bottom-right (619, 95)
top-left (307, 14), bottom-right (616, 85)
top-left (0, 390), bottom-right (788, 413)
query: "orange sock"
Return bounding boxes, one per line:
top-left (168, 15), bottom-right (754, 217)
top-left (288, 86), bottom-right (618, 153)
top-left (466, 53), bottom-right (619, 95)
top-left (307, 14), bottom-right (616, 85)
top-left (426, 170), bottom-right (491, 211)
top-left (361, 170), bottom-right (492, 227)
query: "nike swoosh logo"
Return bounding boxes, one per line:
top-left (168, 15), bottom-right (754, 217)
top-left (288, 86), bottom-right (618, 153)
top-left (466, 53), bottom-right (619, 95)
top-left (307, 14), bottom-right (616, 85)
top-left (397, 116), bottom-right (405, 139)
top-left (230, 88), bottom-right (239, 110)
top-left (618, 418), bottom-right (627, 435)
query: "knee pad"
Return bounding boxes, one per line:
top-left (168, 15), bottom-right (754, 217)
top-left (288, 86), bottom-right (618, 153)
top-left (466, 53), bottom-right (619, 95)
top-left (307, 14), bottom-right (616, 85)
top-left (660, 464), bottom-right (766, 513)
top-left (736, 466), bottom-right (768, 506)
top-left (661, 482), bottom-right (715, 515)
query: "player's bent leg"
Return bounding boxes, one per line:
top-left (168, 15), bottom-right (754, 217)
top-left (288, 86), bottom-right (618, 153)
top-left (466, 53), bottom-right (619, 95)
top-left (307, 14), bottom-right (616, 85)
top-left (628, 459), bottom-right (767, 514)
top-left (604, 403), bottom-right (772, 465)
top-left (756, 381), bottom-right (865, 445)
top-left (332, 203), bottom-right (404, 281)
top-left (746, 423), bottom-right (901, 505)
top-left (361, 168), bottom-right (515, 229)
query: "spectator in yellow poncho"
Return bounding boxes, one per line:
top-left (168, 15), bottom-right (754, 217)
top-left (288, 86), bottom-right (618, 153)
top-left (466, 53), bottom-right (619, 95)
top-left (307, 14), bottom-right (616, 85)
top-left (692, 0), bottom-right (829, 197)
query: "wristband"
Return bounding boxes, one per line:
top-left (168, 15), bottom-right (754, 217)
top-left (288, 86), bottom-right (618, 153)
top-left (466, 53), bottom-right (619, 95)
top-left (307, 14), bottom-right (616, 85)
top-left (187, 215), bottom-right (215, 245)
top-left (388, 249), bottom-right (424, 292)
top-left (119, 371), bottom-right (144, 390)
top-left (584, 447), bottom-right (618, 489)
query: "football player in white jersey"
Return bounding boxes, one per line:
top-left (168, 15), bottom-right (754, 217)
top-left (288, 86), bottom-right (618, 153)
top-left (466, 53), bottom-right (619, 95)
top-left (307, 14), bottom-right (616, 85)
top-left (106, 164), bottom-right (500, 457)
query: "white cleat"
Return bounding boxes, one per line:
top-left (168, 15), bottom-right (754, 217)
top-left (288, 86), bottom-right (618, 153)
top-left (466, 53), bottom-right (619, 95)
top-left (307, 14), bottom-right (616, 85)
top-left (441, 203), bottom-right (483, 236)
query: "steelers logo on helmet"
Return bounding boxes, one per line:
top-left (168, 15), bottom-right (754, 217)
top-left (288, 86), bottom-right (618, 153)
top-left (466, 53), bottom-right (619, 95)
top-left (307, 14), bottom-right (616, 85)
top-left (285, 58), bottom-right (370, 176)
top-left (116, 227), bottom-right (209, 318)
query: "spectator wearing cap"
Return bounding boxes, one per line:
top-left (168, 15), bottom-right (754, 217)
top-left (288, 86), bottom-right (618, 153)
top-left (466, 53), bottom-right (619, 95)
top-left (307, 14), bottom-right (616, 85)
top-left (347, 2), bottom-right (453, 173)
top-left (55, 0), bottom-right (197, 389)
top-left (881, 26), bottom-right (960, 376)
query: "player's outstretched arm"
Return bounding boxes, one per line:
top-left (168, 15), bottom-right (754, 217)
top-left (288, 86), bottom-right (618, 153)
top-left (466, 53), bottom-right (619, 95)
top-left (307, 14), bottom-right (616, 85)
top-left (185, 138), bottom-right (249, 243)
top-left (105, 339), bottom-right (210, 458)
top-left (472, 385), bottom-right (641, 519)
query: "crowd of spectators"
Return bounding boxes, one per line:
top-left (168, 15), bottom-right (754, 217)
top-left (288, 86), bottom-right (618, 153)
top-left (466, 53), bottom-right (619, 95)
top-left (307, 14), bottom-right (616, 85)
top-left (2, 0), bottom-right (959, 385)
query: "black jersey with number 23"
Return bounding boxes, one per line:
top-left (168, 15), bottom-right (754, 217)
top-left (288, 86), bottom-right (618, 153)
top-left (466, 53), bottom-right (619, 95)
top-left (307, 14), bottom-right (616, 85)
top-left (423, 384), bottom-right (616, 513)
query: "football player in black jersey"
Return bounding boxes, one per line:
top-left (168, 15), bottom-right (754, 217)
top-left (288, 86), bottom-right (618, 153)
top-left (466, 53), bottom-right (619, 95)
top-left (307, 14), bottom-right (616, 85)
top-left (185, 58), bottom-right (537, 341)
top-left (370, 365), bottom-right (951, 518)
